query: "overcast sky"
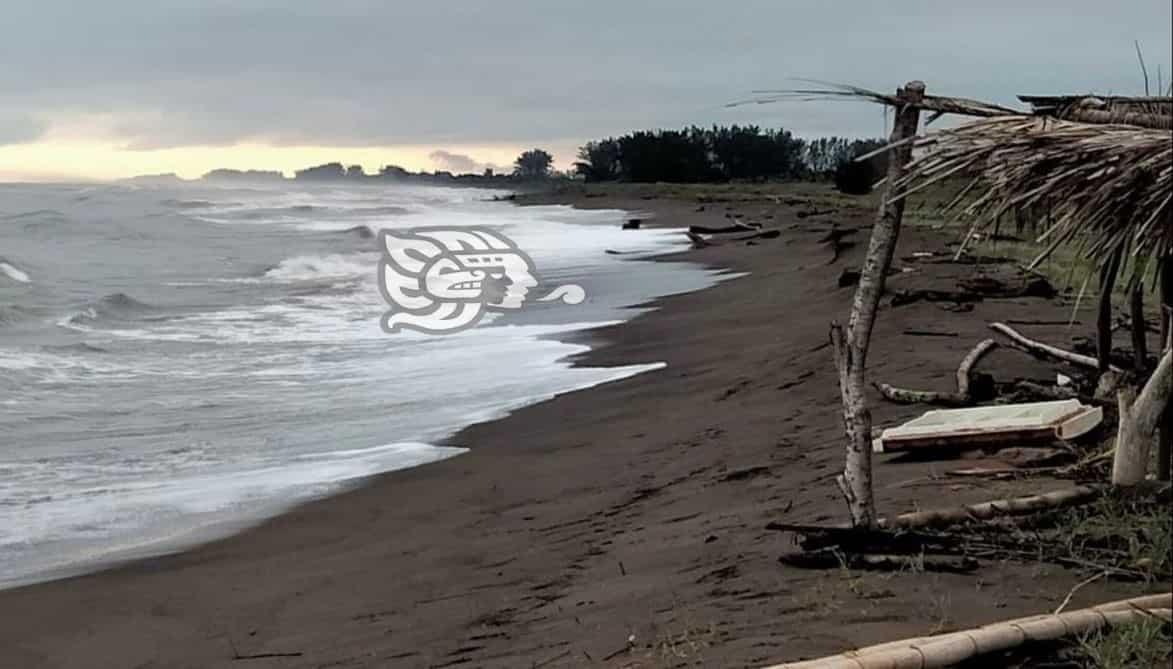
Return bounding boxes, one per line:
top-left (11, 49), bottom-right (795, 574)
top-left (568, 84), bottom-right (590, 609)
top-left (1, 1), bottom-right (1169, 180)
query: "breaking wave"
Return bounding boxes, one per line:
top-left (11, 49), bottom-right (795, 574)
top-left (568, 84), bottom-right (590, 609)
top-left (261, 254), bottom-right (375, 282)
top-left (0, 260), bottom-right (30, 284)
top-left (64, 293), bottom-right (158, 326)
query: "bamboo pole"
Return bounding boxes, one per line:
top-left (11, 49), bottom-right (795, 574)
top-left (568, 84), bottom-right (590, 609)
top-left (831, 81), bottom-right (925, 528)
top-left (763, 593), bottom-right (1173, 669)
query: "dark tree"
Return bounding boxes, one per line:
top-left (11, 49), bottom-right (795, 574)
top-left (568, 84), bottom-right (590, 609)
top-left (834, 159), bottom-right (875, 195)
top-left (574, 139), bottom-right (621, 181)
top-left (513, 149), bottom-right (554, 178)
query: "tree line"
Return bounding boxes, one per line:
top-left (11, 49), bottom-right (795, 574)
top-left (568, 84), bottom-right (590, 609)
top-left (573, 126), bottom-right (887, 192)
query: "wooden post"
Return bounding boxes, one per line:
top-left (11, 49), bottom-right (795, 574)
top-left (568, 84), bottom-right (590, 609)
top-left (1158, 256), bottom-right (1172, 481)
top-left (1097, 250), bottom-right (1122, 373)
top-left (832, 80), bottom-right (924, 528)
top-left (1130, 284), bottom-right (1148, 372)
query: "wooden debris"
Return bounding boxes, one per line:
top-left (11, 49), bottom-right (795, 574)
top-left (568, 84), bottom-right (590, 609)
top-left (875, 399), bottom-right (1102, 453)
top-left (779, 548), bottom-right (978, 574)
top-left (878, 485), bottom-right (1103, 530)
top-left (877, 338), bottom-right (999, 408)
top-left (990, 322), bottom-right (1122, 372)
top-left (875, 383), bottom-right (969, 407)
top-left (688, 221), bottom-right (758, 235)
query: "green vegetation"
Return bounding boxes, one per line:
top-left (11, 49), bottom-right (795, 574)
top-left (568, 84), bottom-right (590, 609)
top-left (1076, 618), bottom-right (1172, 669)
top-left (513, 148), bottom-right (554, 178)
top-left (574, 126), bottom-right (885, 186)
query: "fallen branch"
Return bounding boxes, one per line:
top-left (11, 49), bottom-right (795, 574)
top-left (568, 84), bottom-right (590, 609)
top-left (990, 322), bottom-right (1122, 373)
top-left (875, 383), bottom-right (969, 407)
top-left (688, 221), bottom-right (759, 235)
top-left (876, 338), bottom-right (998, 407)
top-left (1053, 571), bottom-right (1108, 614)
top-left (763, 593), bottom-right (1173, 669)
top-left (1005, 380), bottom-right (1080, 402)
top-left (945, 466), bottom-right (1060, 478)
top-left (956, 338), bottom-right (999, 397)
top-left (878, 485), bottom-right (1104, 529)
top-left (778, 548), bottom-right (978, 574)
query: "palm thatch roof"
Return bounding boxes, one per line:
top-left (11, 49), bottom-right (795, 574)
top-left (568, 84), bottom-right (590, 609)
top-left (896, 115), bottom-right (1171, 281)
top-left (746, 83), bottom-right (1172, 279)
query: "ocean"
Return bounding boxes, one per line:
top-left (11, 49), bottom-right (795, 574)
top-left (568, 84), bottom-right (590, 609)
top-left (0, 181), bottom-right (735, 588)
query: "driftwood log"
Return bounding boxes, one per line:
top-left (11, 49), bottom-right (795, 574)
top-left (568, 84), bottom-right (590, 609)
top-left (989, 322), bottom-right (1123, 373)
top-left (688, 221), bottom-right (759, 235)
top-left (876, 338), bottom-right (998, 406)
top-left (779, 548), bottom-right (978, 574)
top-left (763, 593), bottom-right (1173, 669)
top-left (830, 82), bottom-right (925, 528)
top-left (878, 485), bottom-right (1103, 530)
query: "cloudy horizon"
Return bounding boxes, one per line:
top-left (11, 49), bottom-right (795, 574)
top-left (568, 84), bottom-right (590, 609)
top-left (1, 1), bottom-right (1169, 181)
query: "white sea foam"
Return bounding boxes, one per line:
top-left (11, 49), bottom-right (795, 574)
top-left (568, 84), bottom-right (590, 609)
top-left (0, 261), bottom-right (30, 283)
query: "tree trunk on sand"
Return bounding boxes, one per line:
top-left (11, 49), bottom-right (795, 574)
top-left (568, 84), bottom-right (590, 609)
top-left (831, 80), bottom-right (924, 528)
top-left (1097, 250), bottom-right (1122, 373)
top-left (1112, 348), bottom-right (1172, 486)
top-left (1158, 256), bottom-right (1172, 481)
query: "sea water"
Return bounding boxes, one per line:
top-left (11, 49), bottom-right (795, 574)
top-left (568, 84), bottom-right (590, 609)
top-left (0, 181), bottom-right (736, 587)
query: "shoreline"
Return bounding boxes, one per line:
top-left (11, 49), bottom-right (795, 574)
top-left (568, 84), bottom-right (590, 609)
top-left (0, 186), bottom-right (1146, 668)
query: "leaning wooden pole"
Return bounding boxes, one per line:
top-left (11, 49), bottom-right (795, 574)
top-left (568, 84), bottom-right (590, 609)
top-left (831, 80), bottom-right (924, 528)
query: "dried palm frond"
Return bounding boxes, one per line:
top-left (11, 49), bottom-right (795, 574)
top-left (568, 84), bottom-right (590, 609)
top-left (728, 81), bottom-right (1020, 118)
top-left (892, 115), bottom-right (1172, 284)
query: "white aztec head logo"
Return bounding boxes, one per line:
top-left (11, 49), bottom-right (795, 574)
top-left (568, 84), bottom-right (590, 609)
top-left (378, 226), bottom-right (585, 334)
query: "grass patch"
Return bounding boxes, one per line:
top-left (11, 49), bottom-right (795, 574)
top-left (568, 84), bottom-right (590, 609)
top-left (1076, 617), bottom-right (1172, 669)
top-left (1055, 492), bottom-right (1172, 584)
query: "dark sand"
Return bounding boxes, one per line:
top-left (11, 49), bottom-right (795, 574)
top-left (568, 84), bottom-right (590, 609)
top-left (0, 187), bottom-right (1147, 668)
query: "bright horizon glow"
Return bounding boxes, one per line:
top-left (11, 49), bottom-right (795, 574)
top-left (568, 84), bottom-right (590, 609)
top-left (0, 141), bottom-right (557, 183)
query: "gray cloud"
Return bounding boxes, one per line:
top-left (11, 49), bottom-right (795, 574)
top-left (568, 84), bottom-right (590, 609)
top-left (2, 1), bottom-right (1170, 151)
top-left (0, 115), bottom-right (48, 146)
top-left (428, 150), bottom-right (499, 174)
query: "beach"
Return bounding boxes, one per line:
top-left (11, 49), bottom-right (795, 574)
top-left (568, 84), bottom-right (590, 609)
top-left (0, 186), bottom-right (1144, 668)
